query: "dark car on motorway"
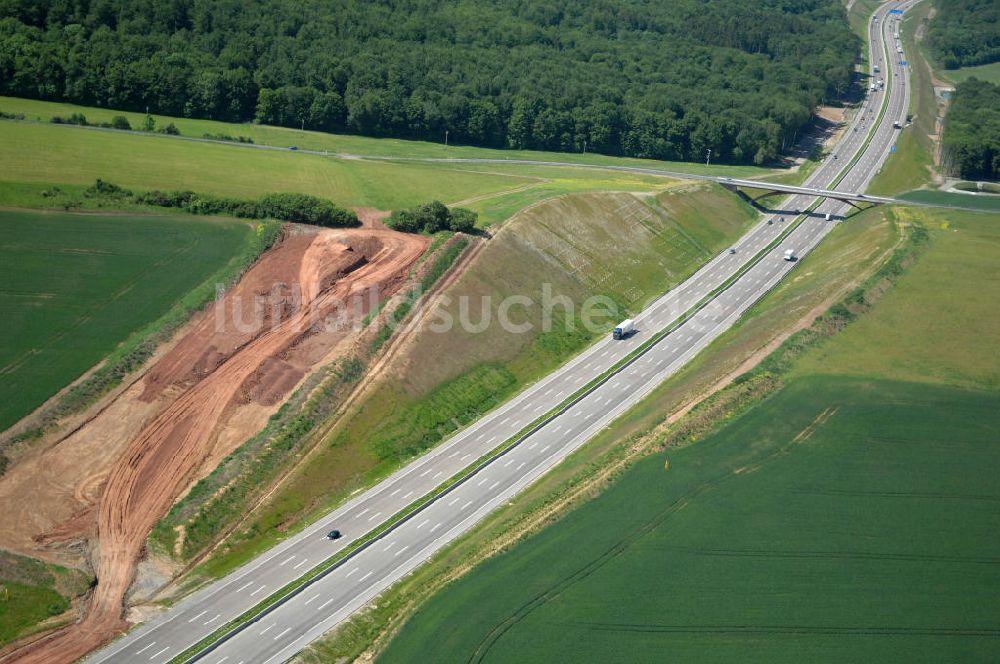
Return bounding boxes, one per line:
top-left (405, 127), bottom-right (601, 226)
top-left (327, 529), bottom-right (342, 540)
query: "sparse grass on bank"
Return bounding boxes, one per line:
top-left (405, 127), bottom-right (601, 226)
top-left (0, 550), bottom-right (92, 648)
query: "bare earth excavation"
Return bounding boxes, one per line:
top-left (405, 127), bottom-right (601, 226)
top-left (0, 221), bottom-right (428, 663)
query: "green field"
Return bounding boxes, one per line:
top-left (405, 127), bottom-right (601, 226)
top-left (793, 208), bottom-right (1000, 389)
top-left (374, 204), bottom-right (1000, 663)
top-left (0, 96), bottom-right (772, 177)
top-left (0, 210), bottom-right (251, 432)
top-left (380, 377), bottom-right (1000, 663)
top-left (942, 62), bottom-right (1000, 85)
top-left (0, 550), bottom-right (92, 647)
top-left (0, 97), bottom-right (778, 227)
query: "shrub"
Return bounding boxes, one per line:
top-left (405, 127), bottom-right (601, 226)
top-left (110, 115), bottom-right (131, 130)
top-left (386, 201), bottom-right (479, 234)
top-left (50, 113), bottom-right (88, 126)
top-left (158, 122), bottom-right (180, 135)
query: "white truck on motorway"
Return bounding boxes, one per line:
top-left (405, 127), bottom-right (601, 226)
top-left (612, 319), bottom-right (635, 340)
top-left (783, 249), bottom-right (796, 262)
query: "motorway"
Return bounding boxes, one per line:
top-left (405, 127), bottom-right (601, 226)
top-left (89, 3), bottom-right (915, 663)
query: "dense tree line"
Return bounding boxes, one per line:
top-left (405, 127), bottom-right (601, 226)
top-left (942, 78), bottom-right (1000, 180)
top-left (928, 0), bottom-right (1000, 69)
top-left (386, 201), bottom-right (477, 234)
top-left (0, 0), bottom-right (856, 165)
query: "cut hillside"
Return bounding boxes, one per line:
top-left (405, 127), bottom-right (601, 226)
top-left (160, 183), bottom-right (757, 581)
top-left (2, 224), bottom-right (429, 664)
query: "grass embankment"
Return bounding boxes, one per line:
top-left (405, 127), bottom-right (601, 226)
top-left (294, 204), bottom-right (903, 662)
top-left (942, 61), bottom-right (1000, 85)
top-left (0, 96), bottom-right (772, 177)
top-left (868, 1), bottom-right (938, 196)
top-left (364, 206), bottom-right (1000, 663)
top-left (0, 97), bottom-right (779, 227)
top-left (0, 550), bottom-right (92, 648)
top-left (156, 186), bottom-right (757, 583)
top-left (0, 210), bottom-right (259, 437)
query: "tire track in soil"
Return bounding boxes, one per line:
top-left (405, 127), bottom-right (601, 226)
top-left (4, 226), bottom-right (428, 664)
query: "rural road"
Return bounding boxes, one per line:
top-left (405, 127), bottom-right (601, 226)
top-left (88, 3), bottom-right (916, 662)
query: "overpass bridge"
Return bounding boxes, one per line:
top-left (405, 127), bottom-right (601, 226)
top-left (714, 177), bottom-right (895, 211)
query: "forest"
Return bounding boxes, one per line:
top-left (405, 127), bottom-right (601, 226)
top-left (942, 78), bottom-right (1000, 180)
top-left (928, 0), bottom-right (1000, 69)
top-left (0, 0), bottom-right (856, 164)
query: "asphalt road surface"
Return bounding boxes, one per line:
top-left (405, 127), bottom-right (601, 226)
top-left (89, 3), bottom-right (916, 662)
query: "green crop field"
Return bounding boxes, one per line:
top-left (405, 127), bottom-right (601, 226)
top-left (375, 205), bottom-right (1000, 662)
top-left (0, 96), bottom-right (772, 177)
top-left (0, 97), bottom-right (776, 227)
top-left (380, 376), bottom-right (1000, 663)
top-left (793, 208), bottom-right (1000, 389)
top-left (0, 210), bottom-right (251, 432)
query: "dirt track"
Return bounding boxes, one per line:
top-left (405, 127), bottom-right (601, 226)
top-left (3, 223), bottom-right (428, 664)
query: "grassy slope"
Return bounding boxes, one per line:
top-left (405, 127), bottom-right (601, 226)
top-left (0, 122), bottom-right (529, 212)
top-left (0, 96), bottom-right (770, 176)
top-left (380, 377), bottom-right (1000, 663)
top-left (373, 205), bottom-right (1000, 663)
top-left (793, 207), bottom-right (1000, 387)
top-left (941, 61), bottom-right (1000, 85)
top-left (168, 185), bottom-right (757, 578)
top-left (0, 550), bottom-right (92, 647)
top-left (0, 210), bottom-right (250, 433)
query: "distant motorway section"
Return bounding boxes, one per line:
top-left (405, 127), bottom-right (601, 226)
top-left (88, 2), bottom-right (919, 662)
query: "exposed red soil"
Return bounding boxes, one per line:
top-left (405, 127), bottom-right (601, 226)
top-left (2, 224), bottom-right (428, 664)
